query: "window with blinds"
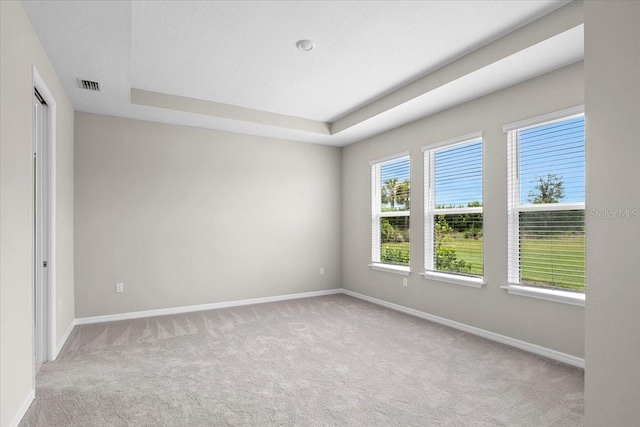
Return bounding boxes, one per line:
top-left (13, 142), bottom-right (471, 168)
top-left (423, 133), bottom-right (483, 279)
top-left (371, 153), bottom-right (410, 268)
top-left (506, 109), bottom-right (585, 292)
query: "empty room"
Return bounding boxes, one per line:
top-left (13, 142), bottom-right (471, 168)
top-left (1, 0), bottom-right (639, 426)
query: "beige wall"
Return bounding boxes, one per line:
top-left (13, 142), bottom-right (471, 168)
top-left (342, 62), bottom-right (585, 358)
top-left (584, 2), bottom-right (640, 425)
top-left (74, 113), bottom-right (341, 317)
top-left (0, 2), bottom-right (74, 426)
top-left (11, 0), bottom-right (640, 425)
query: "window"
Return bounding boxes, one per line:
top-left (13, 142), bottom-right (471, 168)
top-left (422, 133), bottom-right (483, 286)
top-left (370, 153), bottom-right (410, 274)
top-left (506, 107), bottom-right (585, 295)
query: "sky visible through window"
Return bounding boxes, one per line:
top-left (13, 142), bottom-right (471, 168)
top-left (519, 116), bottom-right (585, 204)
top-left (434, 140), bottom-right (482, 207)
top-left (380, 117), bottom-right (584, 210)
top-left (381, 158), bottom-right (410, 183)
top-left (380, 157), bottom-right (410, 209)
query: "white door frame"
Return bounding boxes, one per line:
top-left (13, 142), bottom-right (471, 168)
top-left (31, 66), bottom-right (57, 366)
top-left (33, 86), bottom-right (49, 364)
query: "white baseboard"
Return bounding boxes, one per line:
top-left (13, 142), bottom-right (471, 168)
top-left (10, 389), bottom-right (35, 427)
top-left (341, 289), bottom-right (585, 369)
top-left (53, 318), bottom-right (78, 360)
top-left (75, 288), bottom-right (342, 325)
top-left (69, 287), bottom-right (583, 369)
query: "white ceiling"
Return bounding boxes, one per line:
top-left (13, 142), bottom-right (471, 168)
top-left (21, 0), bottom-right (580, 146)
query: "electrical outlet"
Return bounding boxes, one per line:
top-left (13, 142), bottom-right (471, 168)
top-left (402, 278), bottom-right (408, 287)
top-left (319, 267), bottom-right (325, 275)
top-left (116, 283), bottom-right (124, 293)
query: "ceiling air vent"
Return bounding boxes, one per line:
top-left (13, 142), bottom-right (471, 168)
top-left (78, 79), bottom-right (101, 91)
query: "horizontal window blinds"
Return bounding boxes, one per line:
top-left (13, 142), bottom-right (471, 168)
top-left (425, 138), bottom-right (483, 277)
top-left (508, 114), bottom-right (585, 292)
top-left (372, 155), bottom-right (410, 266)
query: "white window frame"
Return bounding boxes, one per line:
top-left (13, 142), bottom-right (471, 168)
top-left (503, 105), bottom-right (585, 306)
top-left (420, 132), bottom-right (484, 287)
top-left (369, 152), bottom-right (411, 275)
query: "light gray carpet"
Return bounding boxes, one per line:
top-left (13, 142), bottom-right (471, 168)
top-left (21, 294), bottom-right (583, 426)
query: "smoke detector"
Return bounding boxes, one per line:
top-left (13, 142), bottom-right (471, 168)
top-left (296, 40), bottom-right (315, 51)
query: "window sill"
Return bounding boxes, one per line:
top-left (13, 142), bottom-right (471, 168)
top-left (419, 271), bottom-right (485, 288)
top-left (501, 284), bottom-right (585, 307)
top-left (369, 263), bottom-right (411, 276)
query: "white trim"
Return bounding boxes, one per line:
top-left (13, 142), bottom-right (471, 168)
top-left (378, 210), bottom-right (410, 218)
top-left (341, 289), bottom-right (584, 369)
top-left (502, 105), bottom-right (584, 133)
top-left (9, 389), bottom-right (35, 427)
top-left (369, 150), bottom-right (410, 166)
top-left (507, 127), bottom-right (520, 284)
top-left (75, 289), bottom-right (342, 325)
top-left (55, 319), bottom-right (78, 357)
top-left (502, 285), bottom-right (585, 307)
top-left (371, 164), bottom-right (381, 263)
top-left (368, 263), bottom-right (411, 276)
top-left (421, 131), bottom-right (483, 152)
top-left (423, 149), bottom-right (435, 272)
top-left (430, 206), bottom-right (483, 215)
top-left (506, 110), bottom-right (586, 290)
top-left (517, 202), bottom-right (585, 212)
top-left (423, 137), bottom-right (483, 276)
top-left (419, 271), bottom-right (485, 288)
top-left (371, 153), bottom-right (411, 266)
top-left (32, 66), bottom-right (58, 362)
top-left (50, 288), bottom-right (583, 379)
